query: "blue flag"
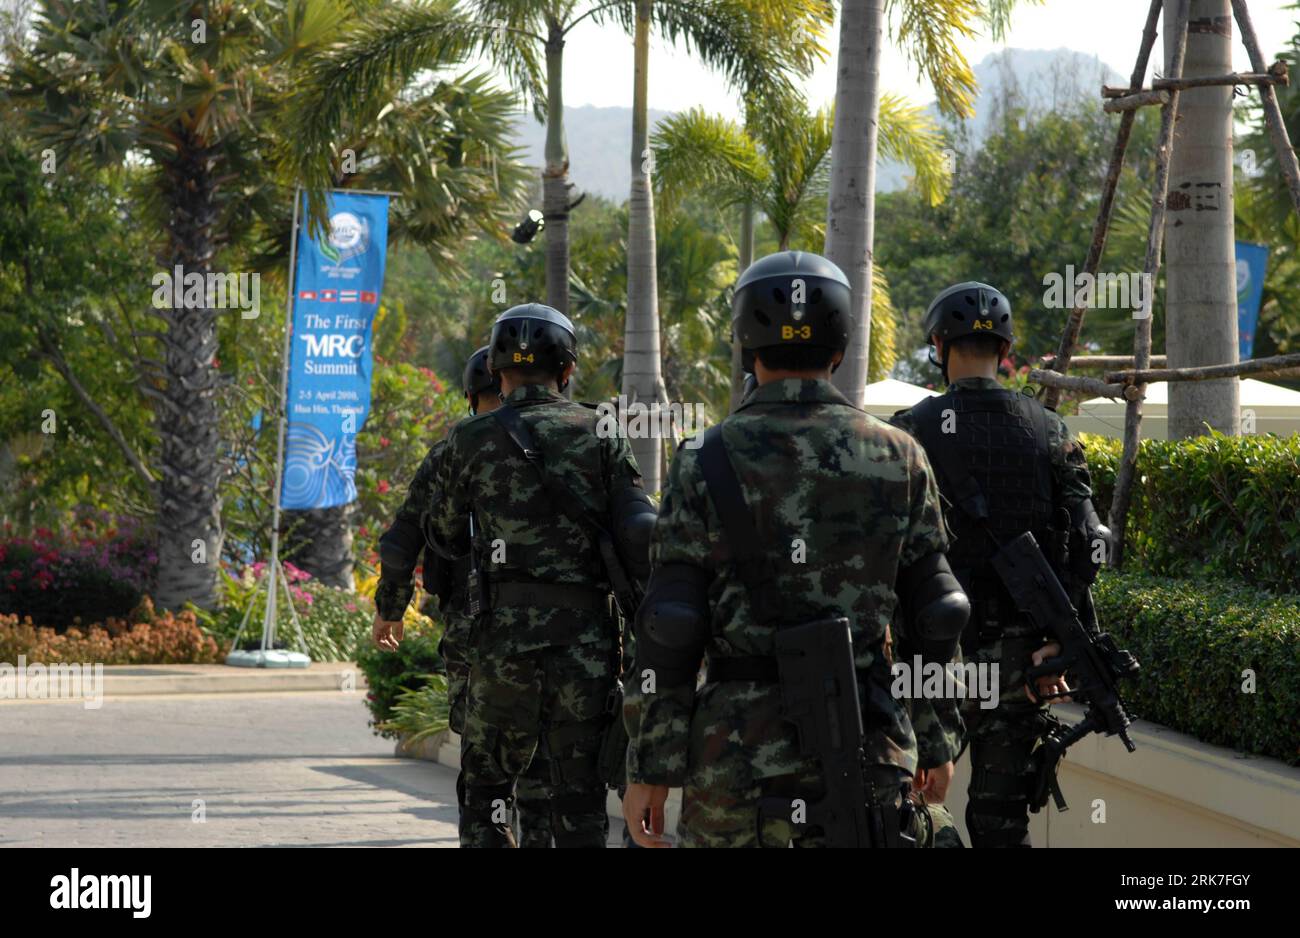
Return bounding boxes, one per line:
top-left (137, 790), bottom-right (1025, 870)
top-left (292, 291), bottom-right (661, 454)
top-left (1235, 240), bottom-right (1269, 361)
top-left (282, 192), bottom-right (391, 509)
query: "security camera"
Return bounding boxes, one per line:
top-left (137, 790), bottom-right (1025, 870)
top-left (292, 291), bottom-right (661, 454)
top-left (511, 209), bottom-right (545, 244)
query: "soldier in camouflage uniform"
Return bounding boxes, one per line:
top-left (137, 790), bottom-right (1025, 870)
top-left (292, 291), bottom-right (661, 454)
top-left (372, 346), bottom-right (553, 846)
top-left (890, 282), bottom-right (1105, 848)
top-left (424, 304), bottom-right (656, 848)
top-left (622, 251), bottom-right (968, 848)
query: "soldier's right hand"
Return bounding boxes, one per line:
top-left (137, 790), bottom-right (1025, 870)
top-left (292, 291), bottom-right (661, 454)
top-left (372, 615), bottom-right (405, 651)
top-left (623, 782), bottom-right (673, 848)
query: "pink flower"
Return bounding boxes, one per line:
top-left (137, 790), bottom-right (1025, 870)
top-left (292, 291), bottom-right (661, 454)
top-left (377, 480), bottom-right (391, 495)
top-left (379, 437), bottom-right (391, 448)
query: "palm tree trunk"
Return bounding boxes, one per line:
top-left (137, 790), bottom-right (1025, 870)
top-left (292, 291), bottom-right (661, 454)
top-left (282, 505), bottom-right (355, 589)
top-left (728, 198), bottom-right (755, 411)
top-left (152, 133), bottom-right (224, 611)
top-left (825, 0), bottom-right (885, 408)
top-left (623, 0), bottom-right (664, 493)
top-left (1164, 0), bottom-right (1239, 437)
top-left (543, 17), bottom-right (570, 315)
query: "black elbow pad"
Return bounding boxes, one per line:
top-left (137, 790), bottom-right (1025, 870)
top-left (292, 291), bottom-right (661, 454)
top-left (898, 552), bottom-right (970, 664)
top-left (633, 563), bottom-right (710, 688)
top-left (1069, 498), bottom-right (1108, 585)
top-left (611, 485), bottom-right (658, 582)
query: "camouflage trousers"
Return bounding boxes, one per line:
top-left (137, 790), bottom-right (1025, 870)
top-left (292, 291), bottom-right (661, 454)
top-left (457, 640), bottom-right (613, 848)
top-left (442, 614), bottom-right (555, 847)
top-left (958, 624), bottom-right (1062, 848)
top-left (679, 762), bottom-right (939, 848)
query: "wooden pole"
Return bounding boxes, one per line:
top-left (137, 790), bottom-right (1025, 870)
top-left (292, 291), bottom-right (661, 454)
top-left (1105, 350), bottom-right (1300, 383)
top-left (1067, 355), bottom-right (1168, 368)
top-left (1232, 0), bottom-right (1300, 218)
top-left (1101, 69), bottom-right (1287, 96)
top-left (1104, 90), bottom-right (1171, 113)
top-left (1108, 0), bottom-right (1190, 570)
top-left (1044, 0), bottom-right (1164, 410)
top-left (1028, 369), bottom-right (1135, 399)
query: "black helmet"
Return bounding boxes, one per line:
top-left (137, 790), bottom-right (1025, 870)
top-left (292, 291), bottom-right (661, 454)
top-left (462, 345), bottom-right (499, 413)
top-left (923, 281), bottom-right (1012, 380)
top-left (487, 303), bottom-right (577, 379)
top-left (732, 251), bottom-right (852, 371)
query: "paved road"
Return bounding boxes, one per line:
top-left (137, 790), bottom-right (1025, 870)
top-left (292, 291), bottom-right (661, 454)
top-left (0, 691), bottom-right (461, 847)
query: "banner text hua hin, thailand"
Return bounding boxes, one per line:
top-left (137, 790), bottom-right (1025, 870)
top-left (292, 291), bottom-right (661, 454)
top-left (282, 192), bottom-right (390, 509)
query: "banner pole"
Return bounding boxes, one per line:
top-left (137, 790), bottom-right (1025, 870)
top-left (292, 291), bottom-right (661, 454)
top-left (263, 185), bottom-right (304, 653)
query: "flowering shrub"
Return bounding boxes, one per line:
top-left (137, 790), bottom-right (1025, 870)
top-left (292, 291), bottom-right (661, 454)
top-left (0, 598), bottom-right (221, 665)
top-left (0, 514), bottom-right (156, 630)
top-left (352, 362), bottom-right (464, 568)
top-left (196, 562), bottom-right (373, 662)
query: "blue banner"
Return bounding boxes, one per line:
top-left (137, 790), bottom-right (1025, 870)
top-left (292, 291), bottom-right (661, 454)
top-left (1235, 240), bottom-right (1269, 361)
top-left (282, 192), bottom-right (390, 509)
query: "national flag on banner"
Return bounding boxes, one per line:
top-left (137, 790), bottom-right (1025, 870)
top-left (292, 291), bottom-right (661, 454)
top-left (281, 191), bottom-right (391, 509)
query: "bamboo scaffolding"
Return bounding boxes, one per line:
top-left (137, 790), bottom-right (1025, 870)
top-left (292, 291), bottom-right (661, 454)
top-left (1107, 0), bottom-right (1189, 570)
top-left (1100, 68), bottom-right (1287, 97)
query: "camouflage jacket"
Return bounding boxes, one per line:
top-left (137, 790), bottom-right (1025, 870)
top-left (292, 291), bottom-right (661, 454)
top-left (374, 440), bottom-right (447, 622)
top-left (624, 378), bottom-right (957, 787)
top-left (426, 384), bottom-right (644, 658)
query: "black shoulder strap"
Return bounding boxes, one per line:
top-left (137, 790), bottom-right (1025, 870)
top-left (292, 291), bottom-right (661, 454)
top-left (698, 424), bottom-right (772, 617)
top-left (910, 394), bottom-right (991, 525)
top-left (491, 404), bottom-right (611, 540)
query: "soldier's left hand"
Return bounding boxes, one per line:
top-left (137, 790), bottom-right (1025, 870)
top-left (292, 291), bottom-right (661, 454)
top-left (372, 614), bottom-right (405, 651)
top-left (1026, 642), bottom-right (1072, 703)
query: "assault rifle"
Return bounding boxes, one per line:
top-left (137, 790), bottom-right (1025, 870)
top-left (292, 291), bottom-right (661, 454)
top-left (754, 617), bottom-right (915, 848)
top-left (990, 531), bottom-right (1140, 811)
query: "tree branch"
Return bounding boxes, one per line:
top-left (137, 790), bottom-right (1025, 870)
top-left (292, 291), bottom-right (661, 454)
top-left (36, 327), bottom-right (156, 488)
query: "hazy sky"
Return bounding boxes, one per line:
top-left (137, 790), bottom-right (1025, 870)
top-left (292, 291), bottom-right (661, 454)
top-left (554, 0), bottom-right (1300, 116)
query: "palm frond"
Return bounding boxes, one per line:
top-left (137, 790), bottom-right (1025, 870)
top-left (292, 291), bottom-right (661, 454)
top-left (877, 93), bottom-right (951, 207)
top-left (651, 107), bottom-right (768, 214)
top-left (887, 0), bottom-right (980, 119)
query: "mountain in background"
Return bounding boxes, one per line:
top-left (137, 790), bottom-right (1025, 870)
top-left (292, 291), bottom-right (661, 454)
top-left (507, 48), bottom-right (1126, 202)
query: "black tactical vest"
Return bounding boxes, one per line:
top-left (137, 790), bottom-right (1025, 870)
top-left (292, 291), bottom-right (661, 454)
top-left (908, 388), bottom-right (1056, 613)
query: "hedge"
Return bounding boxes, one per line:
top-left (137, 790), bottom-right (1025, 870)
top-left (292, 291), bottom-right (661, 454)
top-left (1093, 569), bottom-right (1300, 766)
top-left (1082, 431), bottom-right (1300, 595)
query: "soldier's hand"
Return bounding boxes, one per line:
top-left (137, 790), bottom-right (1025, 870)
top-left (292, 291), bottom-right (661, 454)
top-left (915, 760), bottom-right (954, 803)
top-left (1026, 642), bottom-right (1072, 703)
top-left (623, 782), bottom-right (672, 848)
top-left (372, 614), bottom-right (405, 651)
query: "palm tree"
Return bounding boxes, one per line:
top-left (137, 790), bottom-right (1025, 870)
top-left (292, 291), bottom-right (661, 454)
top-left (654, 93), bottom-right (949, 401)
top-left (6, 0), bottom-right (527, 606)
top-left (826, 0), bottom-right (1039, 406)
top-left (614, 0), bottom-right (830, 490)
top-left (290, 0), bottom-right (824, 491)
top-left (1164, 0), bottom-right (1239, 438)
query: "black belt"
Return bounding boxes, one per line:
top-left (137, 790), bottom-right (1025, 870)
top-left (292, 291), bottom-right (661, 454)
top-left (705, 655), bottom-right (780, 683)
top-left (706, 655), bottom-right (886, 687)
top-left (490, 580), bottom-right (612, 613)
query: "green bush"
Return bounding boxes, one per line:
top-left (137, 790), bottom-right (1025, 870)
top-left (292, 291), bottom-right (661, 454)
top-left (1083, 431), bottom-right (1300, 594)
top-left (377, 673), bottom-right (451, 744)
top-left (1093, 569), bottom-right (1300, 766)
top-left (355, 618), bottom-right (445, 738)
